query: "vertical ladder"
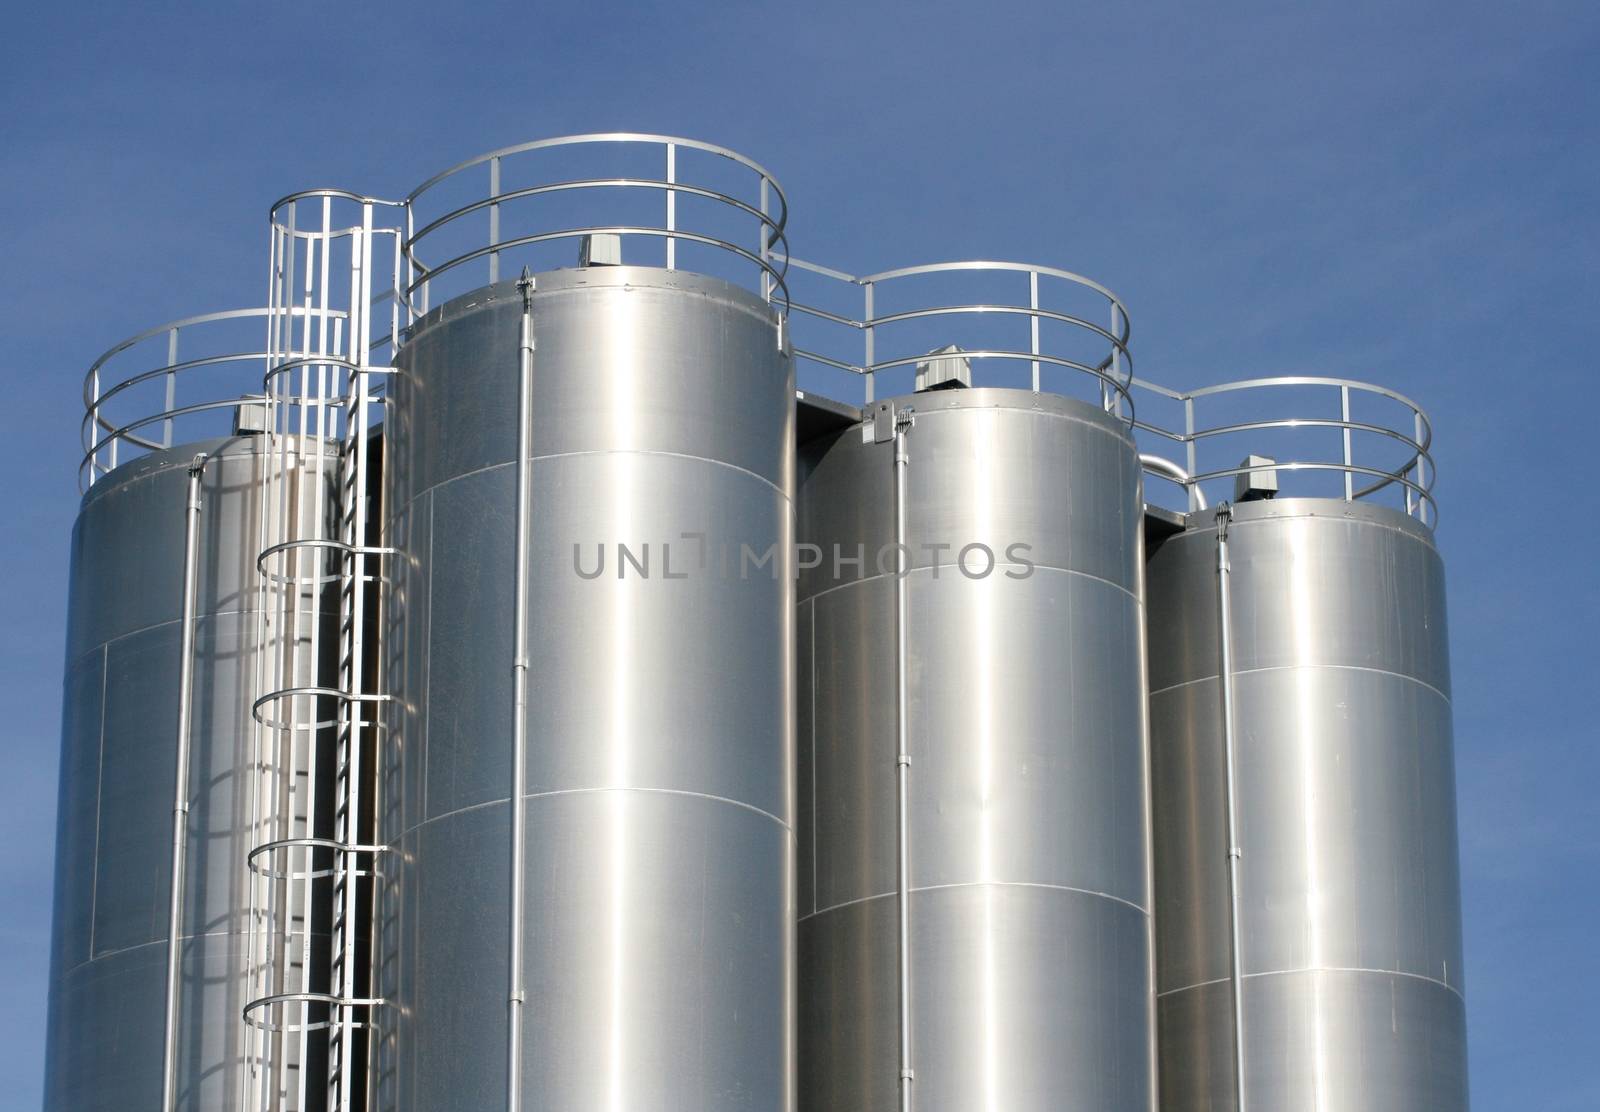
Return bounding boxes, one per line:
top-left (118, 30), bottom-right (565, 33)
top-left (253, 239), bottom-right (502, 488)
top-left (244, 192), bottom-right (400, 1112)
top-left (324, 204), bottom-right (383, 1112)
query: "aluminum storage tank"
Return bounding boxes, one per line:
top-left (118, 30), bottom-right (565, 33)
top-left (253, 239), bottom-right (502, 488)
top-left (796, 387), bottom-right (1154, 1110)
top-left (44, 435), bottom-right (337, 1112)
top-left (1147, 498), bottom-right (1467, 1109)
top-left (374, 266), bottom-right (796, 1111)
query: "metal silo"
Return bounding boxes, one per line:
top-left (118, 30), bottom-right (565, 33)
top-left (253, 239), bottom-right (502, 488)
top-left (1142, 380), bottom-right (1468, 1109)
top-left (40, 134), bottom-right (1477, 1112)
top-left (48, 186), bottom-right (398, 1112)
top-left (46, 399), bottom-right (338, 1112)
top-left (789, 264), bottom-right (1155, 1110)
top-left (372, 137), bottom-right (796, 1112)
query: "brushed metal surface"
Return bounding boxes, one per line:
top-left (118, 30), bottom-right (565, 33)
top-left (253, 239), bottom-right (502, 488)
top-left (376, 266), bottom-right (796, 1112)
top-left (797, 390), bottom-right (1153, 1111)
top-left (1147, 499), bottom-right (1468, 1110)
top-left (44, 438), bottom-right (338, 1112)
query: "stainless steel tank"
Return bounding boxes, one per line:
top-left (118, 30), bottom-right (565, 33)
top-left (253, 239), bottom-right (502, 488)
top-left (374, 266), bottom-right (796, 1111)
top-left (44, 435), bottom-right (338, 1112)
top-left (1147, 498), bottom-right (1468, 1110)
top-left (796, 388), bottom-right (1154, 1111)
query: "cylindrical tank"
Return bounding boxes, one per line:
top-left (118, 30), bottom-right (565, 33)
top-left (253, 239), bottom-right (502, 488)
top-left (374, 266), bottom-right (796, 1111)
top-left (1147, 498), bottom-right (1467, 1109)
top-left (796, 388), bottom-right (1154, 1110)
top-left (44, 435), bottom-right (338, 1112)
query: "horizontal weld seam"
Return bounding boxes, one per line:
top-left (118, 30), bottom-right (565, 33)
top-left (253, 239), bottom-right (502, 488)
top-left (397, 448), bottom-right (790, 510)
top-left (65, 927), bottom-right (275, 976)
top-left (1148, 662), bottom-right (1450, 705)
top-left (799, 561), bottom-right (1140, 607)
top-left (70, 604), bottom-right (306, 665)
top-left (1158, 965), bottom-right (1464, 1003)
top-left (400, 785), bottom-right (792, 841)
top-left (800, 879), bottom-right (1148, 922)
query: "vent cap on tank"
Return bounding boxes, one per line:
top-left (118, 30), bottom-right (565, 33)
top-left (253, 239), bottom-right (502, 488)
top-left (1235, 454), bottom-right (1280, 501)
top-left (915, 344), bottom-right (972, 391)
top-left (233, 400), bottom-right (270, 435)
top-left (579, 232), bottom-right (624, 267)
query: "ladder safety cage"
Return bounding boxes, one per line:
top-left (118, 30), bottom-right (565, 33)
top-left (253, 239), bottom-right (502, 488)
top-left (401, 132), bottom-right (790, 319)
top-left (778, 255), bottom-right (1134, 420)
top-left (244, 189), bottom-right (403, 1112)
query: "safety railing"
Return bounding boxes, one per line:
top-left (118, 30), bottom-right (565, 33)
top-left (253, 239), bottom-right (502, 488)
top-left (82, 193), bottom-right (405, 493)
top-left (80, 307), bottom-right (305, 491)
top-left (1131, 375), bottom-right (1437, 526)
top-left (782, 256), bottom-right (1134, 422)
top-left (402, 132), bottom-right (789, 317)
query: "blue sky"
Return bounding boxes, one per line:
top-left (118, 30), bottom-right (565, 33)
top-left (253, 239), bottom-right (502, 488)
top-left (2, 1), bottom-right (1595, 1107)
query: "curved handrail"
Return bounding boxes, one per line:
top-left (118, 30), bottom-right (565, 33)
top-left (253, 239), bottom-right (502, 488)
top-left (79, 305), bottom-right (351, 491)
top-left (1130, 374), bottom-right (1436, 526)
top-left (407, 225), bottom-right (788, 309)
top-left (858, 258), bottom-right (1126, 307)
top-left (780, 254), bottom-right (1134, 423)
top-left (79, 147), bottom-right (1441, 531)
top-left (401, 133), bottom-right (789, 317)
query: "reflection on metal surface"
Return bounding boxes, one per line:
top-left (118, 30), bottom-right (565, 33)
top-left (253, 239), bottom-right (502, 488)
top-left (45, 438), bottom-right (338, 1112)
top-left (1147, 498), bottom-right (1468, 1110)
top-left (377, 266), bottom-right (795, 1111)
top-left (797, 388), bottom-right (1154, 1110)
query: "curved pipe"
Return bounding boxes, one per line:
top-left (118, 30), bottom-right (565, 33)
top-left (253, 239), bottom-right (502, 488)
top-left (1140, 453), bottom-right (1207, 510)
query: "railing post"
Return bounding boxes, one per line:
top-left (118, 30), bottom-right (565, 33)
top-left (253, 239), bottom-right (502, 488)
top-left (391, 223), bottom-right (405, 342)
top-left (1184, 397), bottom-right (1198, 512)
top-left (489, 156), bottom-right (502, 284)
top-left (1029, 270), bottom-right (1041, 393)
top-left (665, 142), bottom-right (677, 271)
top-left (164, 328), bottom-right (179, 448)
top-left (864, 281), bottom-right (876, 405)
top-left (89, 368), bottom-right (102, 485)
top-left (1409, 410), bottom-right (1423, 520)
top-left (409, 203), bottom-right (427, 316)
top-left (1340, 384), bottom-right (1354, 502)
top-left (1107, 302), bottom-right (1123, 417)
top-left (758, 176), bottom-right (770, 303)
